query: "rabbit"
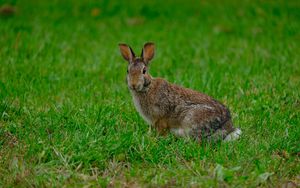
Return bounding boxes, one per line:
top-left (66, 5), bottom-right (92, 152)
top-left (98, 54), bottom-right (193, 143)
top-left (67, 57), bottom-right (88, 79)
top-left (119, 42), bottom-right (241, 142)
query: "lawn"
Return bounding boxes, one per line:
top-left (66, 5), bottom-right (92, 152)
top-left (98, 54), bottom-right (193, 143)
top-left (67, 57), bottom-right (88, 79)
top-left (0, 0), bottom-right (299, 187)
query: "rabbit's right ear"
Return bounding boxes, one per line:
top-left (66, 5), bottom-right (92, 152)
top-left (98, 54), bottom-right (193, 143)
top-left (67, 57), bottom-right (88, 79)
top-left (141, 42), bottom-right (155, 64)
top-left (119, 43), bottom-right (135, 62)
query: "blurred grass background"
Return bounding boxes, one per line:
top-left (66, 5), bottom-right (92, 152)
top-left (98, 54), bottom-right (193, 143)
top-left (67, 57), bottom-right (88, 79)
top-left (0, 0), bottom-right (300, 187)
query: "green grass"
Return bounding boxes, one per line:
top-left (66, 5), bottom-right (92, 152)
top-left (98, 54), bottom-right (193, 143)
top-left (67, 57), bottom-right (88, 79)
top-left (0, 0), bottom-right (300, 187)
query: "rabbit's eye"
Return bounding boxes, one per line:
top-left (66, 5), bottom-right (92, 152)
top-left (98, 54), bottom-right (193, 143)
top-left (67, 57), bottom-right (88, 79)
top-left (143, 68), bottom-right (146, 74)
top-left (127, 70), bottom-right (129, 73)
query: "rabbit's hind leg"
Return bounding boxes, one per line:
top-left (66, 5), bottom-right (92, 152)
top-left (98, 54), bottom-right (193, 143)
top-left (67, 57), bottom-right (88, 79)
top-left (154, 118), bottom-right (169, 136)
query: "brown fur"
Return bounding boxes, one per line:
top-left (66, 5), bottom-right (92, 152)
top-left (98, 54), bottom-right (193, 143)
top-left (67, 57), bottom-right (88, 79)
top-left (119, 42), bottom-right (238, 142)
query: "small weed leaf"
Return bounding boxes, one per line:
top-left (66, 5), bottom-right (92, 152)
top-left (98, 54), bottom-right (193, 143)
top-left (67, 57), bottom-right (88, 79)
top-left (214, 164), bottom-right (241, 182)
top-left (257, 172), bottom-right (274, 184)
top-left (214, 164), bottom-right (225, 181)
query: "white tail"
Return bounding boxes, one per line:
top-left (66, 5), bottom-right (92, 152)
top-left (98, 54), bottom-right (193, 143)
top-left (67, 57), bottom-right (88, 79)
top-left (224, 128), bottom-right (242, 142)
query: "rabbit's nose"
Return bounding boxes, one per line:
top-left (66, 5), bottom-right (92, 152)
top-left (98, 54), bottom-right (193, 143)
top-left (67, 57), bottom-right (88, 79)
top-left (131, 84), bottom-right (137, 89)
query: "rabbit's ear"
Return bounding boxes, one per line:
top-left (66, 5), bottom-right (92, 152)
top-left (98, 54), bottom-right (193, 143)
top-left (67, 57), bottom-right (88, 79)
top-left (141, 42), bottom-right (155, 64)
top-left (119, 43), bottom-right (135, 62)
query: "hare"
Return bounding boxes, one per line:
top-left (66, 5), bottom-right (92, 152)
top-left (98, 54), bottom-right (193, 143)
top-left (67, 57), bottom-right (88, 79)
top-left (119, 42), bottom-right (241, 142)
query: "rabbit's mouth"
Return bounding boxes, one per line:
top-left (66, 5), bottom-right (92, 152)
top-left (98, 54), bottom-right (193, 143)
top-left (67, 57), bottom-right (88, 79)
top-left (129, 84), bottom-right (143, 92)
top-left (129, 83), bottom-right (150, 92)
top-left (128, 77), bottom-right (151, 92)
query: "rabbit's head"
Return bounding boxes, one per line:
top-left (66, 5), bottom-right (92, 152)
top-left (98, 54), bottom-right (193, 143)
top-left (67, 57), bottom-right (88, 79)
top-left (119, 42), bottom-right (155, 92)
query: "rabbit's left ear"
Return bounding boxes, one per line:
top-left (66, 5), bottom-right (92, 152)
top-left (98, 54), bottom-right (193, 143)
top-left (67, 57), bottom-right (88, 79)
top-left (119, 43), bottom-right (135, 62)
top-left (141, 42), bottom-right (155, 64)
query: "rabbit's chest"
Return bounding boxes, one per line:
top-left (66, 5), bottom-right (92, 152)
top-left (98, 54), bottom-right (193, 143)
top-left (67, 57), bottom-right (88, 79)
top-left (132, 95), bottom-right (153, 125)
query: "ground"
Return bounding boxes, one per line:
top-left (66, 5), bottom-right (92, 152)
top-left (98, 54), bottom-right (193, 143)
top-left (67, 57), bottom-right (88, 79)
top-left (0, 0), bottom-right (299, 187)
